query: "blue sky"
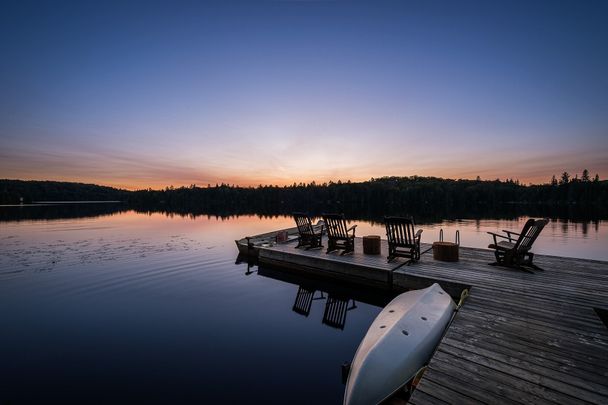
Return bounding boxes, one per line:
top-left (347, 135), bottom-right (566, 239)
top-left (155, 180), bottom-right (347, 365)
top-left (1, 1), bottom-right (606, 188)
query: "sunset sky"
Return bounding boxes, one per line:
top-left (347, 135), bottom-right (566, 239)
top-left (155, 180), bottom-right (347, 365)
top-left (1, 1), bottom-right (607, 190)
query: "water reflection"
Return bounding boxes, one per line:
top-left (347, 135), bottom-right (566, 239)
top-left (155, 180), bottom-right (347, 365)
top-left (322, 295), bottom-right (357, 330)
top-left (248, 261), bottom-right (396, 331)
top-left (3, 204), bottom-right (608, 262)
top-left (293, 286), bottom-right (318, 317)
top-left (2, 214), bottom-right (388, 404)
top-left (0, 202), bottom-right (128, 222)
top-left (292, 286), bottom-right (359, 330)
top-left (1, 200), bottom-right (607, 224)
top-left (1, 209), bottom-right (606, 404)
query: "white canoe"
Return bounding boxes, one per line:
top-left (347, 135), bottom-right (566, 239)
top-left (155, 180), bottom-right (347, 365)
top-left (344, 283), bottom-right (456, 405)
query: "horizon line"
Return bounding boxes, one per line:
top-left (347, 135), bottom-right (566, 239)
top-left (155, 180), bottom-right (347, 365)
top-left (3, 171), bottom-right (601, 192)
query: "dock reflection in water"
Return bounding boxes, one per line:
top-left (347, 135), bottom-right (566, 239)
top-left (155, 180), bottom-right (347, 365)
top-left (238, 253), bottom-right (396, 332)
top-left (293, 288), bottom-right (357, 330)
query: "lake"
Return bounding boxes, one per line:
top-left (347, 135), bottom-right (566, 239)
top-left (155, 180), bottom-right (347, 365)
top-left (1, 206), bottom-right (607, 403)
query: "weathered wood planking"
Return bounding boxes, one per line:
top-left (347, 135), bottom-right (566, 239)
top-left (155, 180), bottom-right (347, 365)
top-left (255, 236), bottom-right (608, 404)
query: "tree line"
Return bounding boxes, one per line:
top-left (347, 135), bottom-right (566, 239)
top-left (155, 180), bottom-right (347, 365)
top-left (2, 172), bottom-right (606, 219)
top-left (0, 180), bottom-right (128, 204)
top-left (128, 171), bottom-right (606, 218)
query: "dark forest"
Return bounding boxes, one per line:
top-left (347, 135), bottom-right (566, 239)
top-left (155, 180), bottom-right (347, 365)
top-left (2, 172), bottom-right (606, 221)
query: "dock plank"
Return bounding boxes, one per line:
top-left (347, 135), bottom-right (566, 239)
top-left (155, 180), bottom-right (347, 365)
top-left (406, 389), bottom-right (449, 405)
top-left (425, 359), bottom-right (553, 405)
top-left (440, 336), bottom-right (608, 396)
top-left (415, 378), bottom-right (484, 404)
top-left (437, 342), bottom-right (608, 404)
top-left (447, 324), bottom-right (608, 378)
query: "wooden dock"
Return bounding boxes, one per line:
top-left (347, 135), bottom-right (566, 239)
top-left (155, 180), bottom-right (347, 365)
top-left (255, 237), bottom-right (608, 404)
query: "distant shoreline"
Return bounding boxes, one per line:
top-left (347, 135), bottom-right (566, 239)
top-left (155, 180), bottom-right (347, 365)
top-left (0, 201), bottom-right (123, 207)
top-left (1, 178), bottom-right (606, 210)
top-left (32, 201), bottom-right (123, 204)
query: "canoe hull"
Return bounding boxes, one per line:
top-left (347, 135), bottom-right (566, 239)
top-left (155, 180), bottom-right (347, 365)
top-left (344, 283), bottom-right (456, 405)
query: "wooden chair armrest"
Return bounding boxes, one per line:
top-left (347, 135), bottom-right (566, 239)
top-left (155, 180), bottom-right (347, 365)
top-left (503, 230), bottom-right (520, 237)
top-left (347, 224), bottom-right (357, 237)
top-left (415, 229), bottom-right (423, 240)
top-left (487, 231), bottom-right (510, 245)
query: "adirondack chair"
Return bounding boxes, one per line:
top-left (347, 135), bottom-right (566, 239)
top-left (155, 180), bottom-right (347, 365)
top-left (487, 218), bottom-right (549, 272)
top-left (385, 216), bottom-right (423, 263)
top-left (322, 213), bottom-right (357, 255)
top-left (293, 212), bottom-right (323, 250)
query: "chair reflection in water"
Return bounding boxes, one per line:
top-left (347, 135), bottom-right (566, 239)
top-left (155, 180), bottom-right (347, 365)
top-left (292, 287), bottom-right (357, 329)
top-left (323, 294), bottom-right (357, 330)
top-left (292, 286), bottom-right (325, 317)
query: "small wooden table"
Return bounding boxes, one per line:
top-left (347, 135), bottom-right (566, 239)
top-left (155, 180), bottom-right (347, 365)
top-left (433, 241), bottom-right (459, 262)
top-left (363, 235), bottom-right (381, 255)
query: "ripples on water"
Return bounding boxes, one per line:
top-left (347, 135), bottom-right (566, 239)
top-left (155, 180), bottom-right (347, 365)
top-left (0, 208), bottom-right (606, 403)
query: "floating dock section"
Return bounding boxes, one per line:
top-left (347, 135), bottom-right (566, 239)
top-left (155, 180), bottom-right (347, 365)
top-left (243, 234), bottom-right (608, 404)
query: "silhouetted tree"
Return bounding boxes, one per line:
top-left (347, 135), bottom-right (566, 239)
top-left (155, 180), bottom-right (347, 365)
top-left (550, 175), bottom-right (558, 186)
top-left (582, 169), bottom-right (590, 182)
top-left (560, 172), bottom-right (570, 185)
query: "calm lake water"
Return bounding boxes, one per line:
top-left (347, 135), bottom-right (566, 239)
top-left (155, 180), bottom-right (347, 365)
top-left (1, 207), bottom-right (607, 403)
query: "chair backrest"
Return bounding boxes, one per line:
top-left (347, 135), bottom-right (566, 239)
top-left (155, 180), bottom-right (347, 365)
top-left (385, 216), bottom-right (417, 246)
top-left (322, 213), bottom-right (350, 239)
top-left (514, 218), bottom-right (549, 252)
top-left (293, 212), bottom-right (315, 236)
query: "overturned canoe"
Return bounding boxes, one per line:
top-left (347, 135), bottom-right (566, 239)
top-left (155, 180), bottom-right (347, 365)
top-left (344, 283), bottom-right (456, 405)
